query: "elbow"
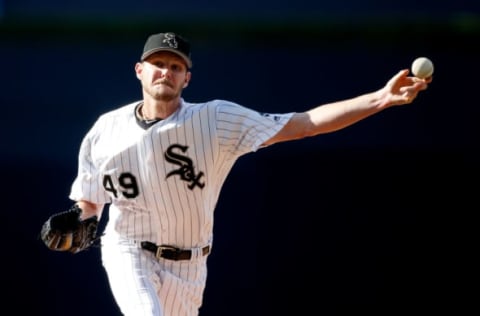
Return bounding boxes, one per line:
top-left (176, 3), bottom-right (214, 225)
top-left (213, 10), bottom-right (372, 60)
top-left (289, 112), bottom-right (316, 139)
top-left (299, 114), bottom-right (319, 138)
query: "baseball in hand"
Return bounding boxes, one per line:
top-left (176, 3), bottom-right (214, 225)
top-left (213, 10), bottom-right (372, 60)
top-left (411, 57), bottom-right (434, 79)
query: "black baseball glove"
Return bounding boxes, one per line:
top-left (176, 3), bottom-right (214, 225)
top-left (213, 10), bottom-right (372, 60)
top-left (40, 204), bottom-right (100, 254)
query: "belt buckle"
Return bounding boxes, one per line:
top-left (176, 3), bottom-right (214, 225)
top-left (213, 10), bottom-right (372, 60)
top-left (155, 245), bottom-right (178, 260)
top-left (155, 246), bottom-right (165, 259)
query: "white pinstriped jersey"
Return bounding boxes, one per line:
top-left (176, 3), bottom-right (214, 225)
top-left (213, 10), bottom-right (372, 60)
top-left (69, 98), bottom-right (294, 249)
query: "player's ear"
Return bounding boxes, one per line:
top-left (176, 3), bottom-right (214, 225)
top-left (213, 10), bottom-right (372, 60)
top-left (135, 62), bottom-right (143, 80)
top-left (183, 71), bottom-right (191, 88)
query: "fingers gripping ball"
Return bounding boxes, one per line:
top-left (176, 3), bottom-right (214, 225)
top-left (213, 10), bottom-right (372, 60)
top-left (41, 205), bottom-right (100, 254)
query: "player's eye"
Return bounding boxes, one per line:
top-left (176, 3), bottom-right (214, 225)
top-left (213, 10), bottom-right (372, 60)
top-left (171, 64), bottom-right (182, 72)
top-left (153, 61), bottom-right (165, 68)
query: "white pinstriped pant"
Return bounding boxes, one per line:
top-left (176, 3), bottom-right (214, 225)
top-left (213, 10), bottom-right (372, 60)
top-left (101, 235), bottom-right (209, 316)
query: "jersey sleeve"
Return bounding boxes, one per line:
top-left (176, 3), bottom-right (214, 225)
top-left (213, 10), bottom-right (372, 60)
top-left (215, 100), bottom-right (294, 156)
top-left (69, 122), bottom-right (111, 205)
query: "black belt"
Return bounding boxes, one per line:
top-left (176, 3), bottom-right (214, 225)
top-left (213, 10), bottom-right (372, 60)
top-left (140, 241), bottom-right (210, 261)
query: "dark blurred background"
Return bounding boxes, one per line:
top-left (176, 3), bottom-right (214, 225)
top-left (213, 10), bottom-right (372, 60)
top-left (1, 1), bottom-right (478, 315)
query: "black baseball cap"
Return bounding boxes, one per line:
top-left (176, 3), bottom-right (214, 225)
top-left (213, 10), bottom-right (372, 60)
top-left (141, 32), bottom-right (192, 68)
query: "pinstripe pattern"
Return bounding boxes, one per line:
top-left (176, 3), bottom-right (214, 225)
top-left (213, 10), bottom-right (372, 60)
top-left (69, 98), bottom-right (293, 315)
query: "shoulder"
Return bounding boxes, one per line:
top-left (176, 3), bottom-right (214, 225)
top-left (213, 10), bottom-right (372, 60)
top-left (98, 101), bottom-right (139, 120)
top-left (180, 99), bottom-right (245, 117)
top-left (88, 101), bottom-right (139, 133)
top-left (91, 101), bottom-right (139, 129)
top-left (182, 99), bottom-right (242, 109)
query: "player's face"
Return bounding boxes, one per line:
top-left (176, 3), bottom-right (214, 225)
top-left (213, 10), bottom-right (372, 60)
top-left (136, 52), bottom-right (191, 102)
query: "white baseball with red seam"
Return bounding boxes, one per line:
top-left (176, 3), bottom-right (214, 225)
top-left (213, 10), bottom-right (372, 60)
top-left (411, 57), bottom-right (434, 79)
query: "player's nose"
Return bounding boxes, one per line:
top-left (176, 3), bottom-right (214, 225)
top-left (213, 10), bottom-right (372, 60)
top-left (159, 67), bottom-right (174, 79)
